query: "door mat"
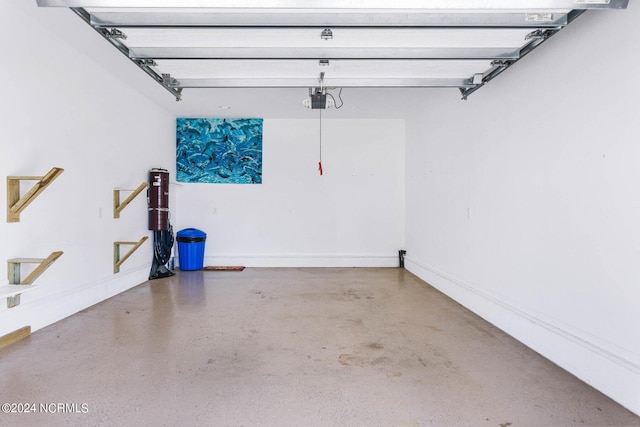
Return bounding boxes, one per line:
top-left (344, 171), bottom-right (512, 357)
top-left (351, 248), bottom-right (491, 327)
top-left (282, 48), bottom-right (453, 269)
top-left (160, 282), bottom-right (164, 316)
top-left (203, 266), bottom-right (245, 271)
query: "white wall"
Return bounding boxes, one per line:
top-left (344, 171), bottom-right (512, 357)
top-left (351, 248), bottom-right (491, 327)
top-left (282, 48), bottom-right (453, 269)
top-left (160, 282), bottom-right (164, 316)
top-left (0, 1), bottom-right (174, 337)
top-left (405, 7), bottom-right (640, 415)
top-left (175, 119), bottom-right (405, 267)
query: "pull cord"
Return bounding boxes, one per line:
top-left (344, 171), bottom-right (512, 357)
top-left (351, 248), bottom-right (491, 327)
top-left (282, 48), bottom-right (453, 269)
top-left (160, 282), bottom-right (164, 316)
top-left (318, 108), bottom-right (323, 176)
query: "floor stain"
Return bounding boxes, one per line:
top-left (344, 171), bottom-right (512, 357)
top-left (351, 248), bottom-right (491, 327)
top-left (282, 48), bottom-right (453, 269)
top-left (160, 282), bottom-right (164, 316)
top-left (346, 318), bottom-right (363, 326)
top-left (338, 353), bottom-right (362, 366)
top-left (338, 353), bottom-right (392, 367)
top-left (367, 342), bottom-right (384, 350)
top-left (343, 289), bottom-right (361, 301)
top-left (371, 356), bottom-right (391, 366)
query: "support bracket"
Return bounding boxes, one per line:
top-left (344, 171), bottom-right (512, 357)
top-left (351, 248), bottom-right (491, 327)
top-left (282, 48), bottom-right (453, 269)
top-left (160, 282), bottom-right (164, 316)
top-left (0, 326), bottom-right (31, 350)
top-left (113, 182), bottom-right (148, 218)
top-left (4, 251), bottom-right (63, 308)
top-left (7, 167), bottom-right (64, 223)
top-left (114, 236), bottom-right (149, 274)
top-left (103, 28), bottom-right (127, 39)
top-left (136, 59), bottom-right (157, 67)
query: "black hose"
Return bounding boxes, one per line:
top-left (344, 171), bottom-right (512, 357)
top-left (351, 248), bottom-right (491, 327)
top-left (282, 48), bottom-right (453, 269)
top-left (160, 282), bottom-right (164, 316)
top-left (149, 224), bottom-right (175, 279)
top-left (154, 225), bottom-right (174, 265)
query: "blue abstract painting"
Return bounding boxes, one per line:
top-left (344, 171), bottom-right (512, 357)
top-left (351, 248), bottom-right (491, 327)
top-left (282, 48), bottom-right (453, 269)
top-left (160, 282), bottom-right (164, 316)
top-left (176, 118), bottom-right (263, 184)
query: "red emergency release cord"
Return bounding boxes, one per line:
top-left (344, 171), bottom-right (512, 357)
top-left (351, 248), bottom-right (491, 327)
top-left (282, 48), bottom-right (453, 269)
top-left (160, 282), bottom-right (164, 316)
top-left (318, 108), bottom-right (323, 176)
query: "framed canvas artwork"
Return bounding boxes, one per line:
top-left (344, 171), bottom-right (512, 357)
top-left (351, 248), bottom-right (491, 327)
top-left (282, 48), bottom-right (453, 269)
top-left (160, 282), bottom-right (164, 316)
top-left (176, 118), bottom-right (263, 184)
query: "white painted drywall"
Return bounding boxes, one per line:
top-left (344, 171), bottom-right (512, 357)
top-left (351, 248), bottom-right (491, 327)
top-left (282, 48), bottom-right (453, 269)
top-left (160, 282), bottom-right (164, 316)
top-left (174, 119), bottom-right (405, 267)
top-left (404, 8), bottom-right (640, 415)
top-left (0, 1), bottom-right (174, 337)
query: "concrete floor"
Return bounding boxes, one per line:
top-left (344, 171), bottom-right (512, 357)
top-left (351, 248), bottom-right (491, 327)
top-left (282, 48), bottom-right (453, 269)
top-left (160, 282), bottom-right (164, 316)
top-left (0, 268), bottom-right (638, 427)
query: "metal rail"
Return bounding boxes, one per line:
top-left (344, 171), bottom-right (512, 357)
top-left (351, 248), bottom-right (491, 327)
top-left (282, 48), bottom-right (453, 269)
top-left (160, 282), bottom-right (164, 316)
top-left (70, 7), bottom-right (183, 101)
top-left (460, 9), bottom-right (587, 100)
top-left (40, 3), bottom-right (620, 100)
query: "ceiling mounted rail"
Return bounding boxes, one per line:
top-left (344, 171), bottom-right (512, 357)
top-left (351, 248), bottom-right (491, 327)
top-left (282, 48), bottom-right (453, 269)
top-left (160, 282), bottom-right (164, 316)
top-left (165, 77), bottom-right (477, 89)
top-left (459, 8), bottom-right (586, 99)
top-left (36, 1), bottom-right (628, 100)
top-left (36, 0), bottom-right (629, 9)
top-left (70, 7), bottom-right (183, 100)
top-left (127, 47), bottom-right (523, 61)
top-left (87, 12), bottom-right (571, 29)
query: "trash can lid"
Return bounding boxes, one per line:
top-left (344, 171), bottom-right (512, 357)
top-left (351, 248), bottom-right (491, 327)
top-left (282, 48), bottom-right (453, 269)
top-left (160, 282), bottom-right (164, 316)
top-left (177, 228), bottom-right (206, 238)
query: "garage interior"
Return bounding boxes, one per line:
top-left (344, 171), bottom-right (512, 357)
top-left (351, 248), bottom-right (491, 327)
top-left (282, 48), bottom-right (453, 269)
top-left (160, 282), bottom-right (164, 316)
top-left (1, 1), bottom-right (639, 425)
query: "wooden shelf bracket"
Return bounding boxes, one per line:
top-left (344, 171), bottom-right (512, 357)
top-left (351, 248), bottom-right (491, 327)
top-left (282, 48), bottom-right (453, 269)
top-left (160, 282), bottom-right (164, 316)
top-left (114, 182), bottom-right (148, 218)
top-left (0, 326), bottom-right (31, 350)
top-left (114, 236), bottom-right (149, 274)
top-left (7, 167), bottom-right (64, 223)
top-left (4, 251), bottom-right (63, 308)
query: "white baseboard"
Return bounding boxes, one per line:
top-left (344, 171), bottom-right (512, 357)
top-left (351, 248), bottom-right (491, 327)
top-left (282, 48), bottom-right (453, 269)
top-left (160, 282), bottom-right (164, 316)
top-left (200, 253), bottom-right (399, 268)
top-left (0, 263), bottom-right (151, 337)
top-left (405, 257), bottom-right (640, 416)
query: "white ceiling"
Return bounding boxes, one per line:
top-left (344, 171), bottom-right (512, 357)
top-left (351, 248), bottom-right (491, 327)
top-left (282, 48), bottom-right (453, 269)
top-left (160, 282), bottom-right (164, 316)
top-left (28, 0), bottom-right (628, 118)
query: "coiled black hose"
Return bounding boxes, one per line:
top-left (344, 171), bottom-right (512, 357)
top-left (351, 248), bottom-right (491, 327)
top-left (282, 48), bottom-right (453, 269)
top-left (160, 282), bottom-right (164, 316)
top-left (154, 225), bottom-right (174, 265)
top-left (149, 224), bottom-right (175, 279)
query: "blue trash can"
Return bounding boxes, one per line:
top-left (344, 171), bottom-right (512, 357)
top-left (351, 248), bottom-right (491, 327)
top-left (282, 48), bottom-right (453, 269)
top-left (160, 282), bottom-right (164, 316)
top-left (176, 228), bottom-right (206, 271)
